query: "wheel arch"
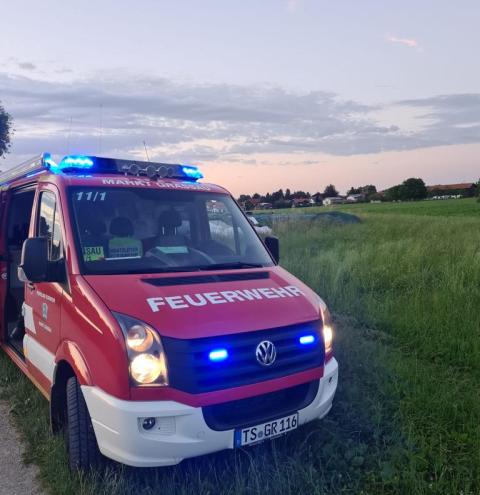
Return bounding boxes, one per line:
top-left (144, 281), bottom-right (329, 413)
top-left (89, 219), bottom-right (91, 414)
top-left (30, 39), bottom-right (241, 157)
top-left (51, 341), bottom-right (92, 433)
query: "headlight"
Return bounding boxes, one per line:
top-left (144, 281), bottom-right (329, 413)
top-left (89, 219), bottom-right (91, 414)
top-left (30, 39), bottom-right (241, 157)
top-left (320, 304), bottom-right (334, 359)
top-left (130, 353), bottom-right (166, 384)
top-left (127, 325), bottom-right (154, 353)
top-left (113, 313), bottom-right (169, 386)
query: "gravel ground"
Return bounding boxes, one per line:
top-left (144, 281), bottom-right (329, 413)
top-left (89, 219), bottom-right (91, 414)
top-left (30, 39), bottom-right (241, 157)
top-left (0, 400), bottom-right (43, 495)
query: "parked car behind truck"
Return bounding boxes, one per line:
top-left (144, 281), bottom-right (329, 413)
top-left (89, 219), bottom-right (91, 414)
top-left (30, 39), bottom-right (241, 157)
top-left (0, 153), bottom-right (338, 469)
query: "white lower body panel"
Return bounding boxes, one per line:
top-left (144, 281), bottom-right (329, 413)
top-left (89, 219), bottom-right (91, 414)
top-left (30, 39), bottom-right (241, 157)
top-left (82, 358), bottom-right (338, 467)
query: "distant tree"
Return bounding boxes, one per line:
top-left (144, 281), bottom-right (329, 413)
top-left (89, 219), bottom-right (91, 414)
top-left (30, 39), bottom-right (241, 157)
top-left (271, 189), bottom-right (284, 203)
top-left (252, 193), bottom-right (261, 199)
top-left (385, 184), bottom-right (403, 201)
top-left (362, 185), bottom-right (377, 197)
top-left (0, 102), bottom-right (12, 158)
top-left (273, 199), bottom-right (291, 209)
top-left (348, 185), bottom-right (377, 198)
top-left (475, 179), bottom-right (480, 197)
top-left (401, 178), bottom-right (427, 200)
top-left (323, 184), bottom-right (338, 197)
top-left (385, 178), bottom-right (426, 201)
top-left (292, 190), bottom-right (309, 199)
top-left (285, 188), bottom-right (291, 199)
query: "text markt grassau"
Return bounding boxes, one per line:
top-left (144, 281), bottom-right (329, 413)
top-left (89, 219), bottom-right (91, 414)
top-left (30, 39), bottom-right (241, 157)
top-left (147, 285), bottom-right (304, 311)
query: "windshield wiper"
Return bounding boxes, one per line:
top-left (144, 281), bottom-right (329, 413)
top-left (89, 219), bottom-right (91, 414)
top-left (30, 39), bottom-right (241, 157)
top-left (87, 262), bottom-right (264, 276)
top-left (98, 266), bottom-right (199, 275)
top-left (195, 262), bottom-right (264, 271)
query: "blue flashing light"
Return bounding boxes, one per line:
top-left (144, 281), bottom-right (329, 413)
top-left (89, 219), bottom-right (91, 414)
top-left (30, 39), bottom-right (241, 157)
top-left (208, 348), bottom-right (229, 362)
top-left (59, 155), bottom-right (95, 170)
top-left (299, 334), bottom-right (316, 345)
top-left (181, 165), bottom-right (203, 180)
top-left (43, 153), bottom-right (57, 169)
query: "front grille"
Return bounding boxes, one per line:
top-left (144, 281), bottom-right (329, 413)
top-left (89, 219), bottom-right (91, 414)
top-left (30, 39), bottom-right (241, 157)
top-left (162, 320), bottom-right (324, 394)
top-left (203, 380), bottom-right (319, 430)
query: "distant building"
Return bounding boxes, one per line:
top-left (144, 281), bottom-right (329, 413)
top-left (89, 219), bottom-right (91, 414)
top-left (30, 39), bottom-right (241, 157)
top-left (427, 183), bottom-right (477, 198)
top-left (292, 197), bottom-right (314, 208)
top-left (323, 197), bottom-right (345, 206)
top-left (346, 194), bottom-right (364, 203)
top-left (207, 200), bottom-right (228, 213)
top-left (254, 202), bottom-right (273, 210)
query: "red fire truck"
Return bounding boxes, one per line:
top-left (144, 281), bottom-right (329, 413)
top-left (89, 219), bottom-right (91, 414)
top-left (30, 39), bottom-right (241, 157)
top-left (0, 153), bottom-right (338, 469)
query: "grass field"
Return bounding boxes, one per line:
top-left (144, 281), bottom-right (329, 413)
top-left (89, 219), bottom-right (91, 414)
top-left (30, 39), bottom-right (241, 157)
top-left (1, 198), bottom-right (479, 494)
top-left (270, 196), bottom-right (480, 217)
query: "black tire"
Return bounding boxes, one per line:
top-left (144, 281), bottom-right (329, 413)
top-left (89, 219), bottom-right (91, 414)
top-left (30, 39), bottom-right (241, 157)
top-left (66, 376), bottom-right (101, 470)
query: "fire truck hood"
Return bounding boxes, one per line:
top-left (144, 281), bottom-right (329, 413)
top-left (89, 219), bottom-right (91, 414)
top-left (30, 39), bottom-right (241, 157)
top-left (84, 267), bottom-right (321, 339)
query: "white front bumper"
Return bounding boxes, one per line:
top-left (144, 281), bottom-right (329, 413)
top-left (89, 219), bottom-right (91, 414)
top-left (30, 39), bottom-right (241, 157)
top-left (82, 358), bottom-right (338, 467)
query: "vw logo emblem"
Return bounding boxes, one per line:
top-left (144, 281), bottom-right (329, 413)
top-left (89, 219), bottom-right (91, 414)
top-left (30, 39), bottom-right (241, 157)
top-left (256, 340), bottom-right (277, 366)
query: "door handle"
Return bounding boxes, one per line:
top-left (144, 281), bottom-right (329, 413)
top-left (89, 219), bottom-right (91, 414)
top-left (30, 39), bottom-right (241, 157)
top-left (27, 282), bottom-right (35, 291)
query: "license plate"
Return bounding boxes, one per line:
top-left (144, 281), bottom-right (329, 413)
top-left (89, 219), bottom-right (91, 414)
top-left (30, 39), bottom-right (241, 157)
top-left (234, 413), bottom-right (299, 447)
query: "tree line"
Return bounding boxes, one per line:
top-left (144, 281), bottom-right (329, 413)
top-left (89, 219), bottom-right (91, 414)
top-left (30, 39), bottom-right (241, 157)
top-left (0, 101), bottom-right (12, 159)
top-left (238, 177), bottom-right (480, 208)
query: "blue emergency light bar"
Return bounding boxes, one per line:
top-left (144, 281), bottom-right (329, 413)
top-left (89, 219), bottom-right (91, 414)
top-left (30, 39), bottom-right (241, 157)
top-left (0, 153), bottom-right (203, 186)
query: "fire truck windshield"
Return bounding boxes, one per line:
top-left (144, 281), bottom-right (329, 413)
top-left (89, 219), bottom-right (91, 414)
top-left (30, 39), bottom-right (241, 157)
top-left (69, 186), bottom-right (274, 274)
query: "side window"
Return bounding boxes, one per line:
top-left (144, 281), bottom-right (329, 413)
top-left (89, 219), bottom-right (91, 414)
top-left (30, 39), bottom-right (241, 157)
top-left (38, 191), bottom-right (64, 261)
top-left (206, 199), bottom-right (244, 254)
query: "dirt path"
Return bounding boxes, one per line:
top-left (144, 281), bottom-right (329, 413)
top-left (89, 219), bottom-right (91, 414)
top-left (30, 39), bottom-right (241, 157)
top-left (0, 400), bottom-right (43, 495)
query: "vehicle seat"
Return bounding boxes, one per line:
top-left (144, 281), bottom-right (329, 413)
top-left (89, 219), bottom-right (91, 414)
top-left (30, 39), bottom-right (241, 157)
top-left (109, 217), bottom-right (143, 259)
top-left (154, 209), bottom-right (188, 251)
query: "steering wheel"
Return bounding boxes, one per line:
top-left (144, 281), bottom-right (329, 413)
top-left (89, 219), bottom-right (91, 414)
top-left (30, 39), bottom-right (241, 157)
top-left (188, 247), bottom-right (216, 264)
top-left (144, 247), bottom-right (177, 266)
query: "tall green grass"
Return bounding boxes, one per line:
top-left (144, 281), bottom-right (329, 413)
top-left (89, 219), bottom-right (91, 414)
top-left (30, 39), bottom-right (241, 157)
top-left (279, 212), bottom-right (480, 493)
top-left (273, 197), bottom-right (480, 217)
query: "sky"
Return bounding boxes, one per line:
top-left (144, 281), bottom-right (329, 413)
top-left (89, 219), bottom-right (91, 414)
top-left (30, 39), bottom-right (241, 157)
top-left (0, 0), bottom-right (479, 195)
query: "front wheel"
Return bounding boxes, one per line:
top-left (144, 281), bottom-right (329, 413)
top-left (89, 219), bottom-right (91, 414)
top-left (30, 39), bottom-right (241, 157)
top-left (66, 376), bottom-right (101, 470)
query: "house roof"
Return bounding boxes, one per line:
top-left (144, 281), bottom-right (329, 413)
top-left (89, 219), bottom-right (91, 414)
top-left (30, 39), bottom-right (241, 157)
top-left (427, 183), bottom-right (476, 191)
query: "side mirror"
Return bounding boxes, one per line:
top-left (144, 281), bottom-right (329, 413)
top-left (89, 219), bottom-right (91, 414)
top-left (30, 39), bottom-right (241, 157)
top-left (265, 236), bottom-right (280, 263)
top-left (18, 237), bottom-right (49, 283)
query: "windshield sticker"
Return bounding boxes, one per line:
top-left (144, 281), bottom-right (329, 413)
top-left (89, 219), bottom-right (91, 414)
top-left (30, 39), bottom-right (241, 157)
top-left (155, 246), bottom-right (189, 254)
top-left (75, 191), bottom-right (107, 202)
top-left (147, 285), bottom-right (304, 312)
top-left (108, 238), bottom-right (143, 259)
top-left (83, 246), bottom-right (105, 262)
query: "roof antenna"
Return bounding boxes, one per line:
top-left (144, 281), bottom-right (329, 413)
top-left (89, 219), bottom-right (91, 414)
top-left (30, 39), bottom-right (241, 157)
top-left (98, 103), bottom-right (104, 155)
top-left (143, 140), bottom-right (150, 162)
top-left (66, 116), bottom-right (73, 154)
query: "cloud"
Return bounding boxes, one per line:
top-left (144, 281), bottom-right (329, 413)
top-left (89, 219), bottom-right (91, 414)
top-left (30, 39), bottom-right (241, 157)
top-left (286, 0), bottom-right (303, 11)
top-left (387, 36), bottom-right (419, 48)
top-left (17, 62), bottom-right (37, 71)
top-left (0, 72), bottom-right (479, 166)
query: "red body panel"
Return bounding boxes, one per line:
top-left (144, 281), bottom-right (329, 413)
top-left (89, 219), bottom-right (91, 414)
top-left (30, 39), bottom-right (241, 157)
top-left (84, 266), bottom-right (320, 339)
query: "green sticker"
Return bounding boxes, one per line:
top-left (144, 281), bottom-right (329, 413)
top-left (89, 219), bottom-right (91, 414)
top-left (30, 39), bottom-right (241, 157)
top-left (157, 246), bottom-right (189, 254)
top-left (83, 246), bottom-right (105, 262)
top-left (108, 238), bottom-right (143, 259)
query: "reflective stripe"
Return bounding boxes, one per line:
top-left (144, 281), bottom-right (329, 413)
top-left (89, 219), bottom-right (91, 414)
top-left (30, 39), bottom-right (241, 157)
top-left (23, 334), bottom-right (55, 383)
